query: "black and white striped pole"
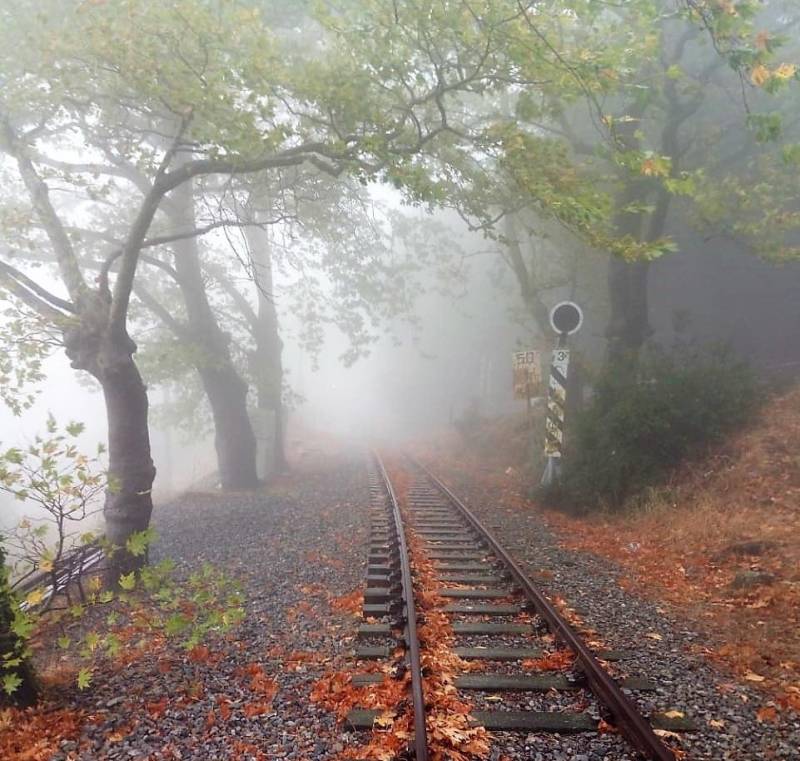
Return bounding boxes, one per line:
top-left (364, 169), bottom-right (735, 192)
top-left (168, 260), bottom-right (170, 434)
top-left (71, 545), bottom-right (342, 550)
top-left (541, 301), bottom-right (583, 487)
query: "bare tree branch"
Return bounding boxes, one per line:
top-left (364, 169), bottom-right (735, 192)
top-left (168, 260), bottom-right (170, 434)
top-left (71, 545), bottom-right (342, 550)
top-left (0, 259), bottom-right (77, 314)
top-left (0, 117), bottom-right (90, 302)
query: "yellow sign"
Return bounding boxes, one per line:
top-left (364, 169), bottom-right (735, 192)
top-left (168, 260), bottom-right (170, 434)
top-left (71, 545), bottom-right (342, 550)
top-left (512, 350), bottom-right (541, 399)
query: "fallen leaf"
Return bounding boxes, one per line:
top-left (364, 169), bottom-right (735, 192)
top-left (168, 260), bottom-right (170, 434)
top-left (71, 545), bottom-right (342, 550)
top-left (756, 705), bottom-right (779, 723)
top-left (745, 671), bottom-right (766, 682)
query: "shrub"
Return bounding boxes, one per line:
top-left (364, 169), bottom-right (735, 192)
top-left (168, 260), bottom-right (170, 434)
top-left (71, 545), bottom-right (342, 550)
top-left (1, 418), bottom-right (246, 702)
top-left (0, 540), bottom-right (38, 705)
top-left (551, 347), bottom-right (760, 512)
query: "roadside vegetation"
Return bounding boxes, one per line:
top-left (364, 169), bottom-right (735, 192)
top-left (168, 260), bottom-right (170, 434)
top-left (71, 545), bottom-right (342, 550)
top-left (552, 348), bottom-right (761, 512)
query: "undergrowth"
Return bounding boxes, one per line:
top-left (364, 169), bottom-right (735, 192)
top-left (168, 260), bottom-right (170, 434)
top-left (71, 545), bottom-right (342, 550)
top-left (547, 347), bottom-right (761, 513)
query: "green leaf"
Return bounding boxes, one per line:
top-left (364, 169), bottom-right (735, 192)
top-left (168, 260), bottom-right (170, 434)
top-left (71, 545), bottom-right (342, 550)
top-left (2, 673), bottom-right (22, 696)
top-left (65, 421), bottom-right (85, 437)
top-left (118, 572), bottom-right (137, 591)
top-left (164, 613), bottom-right (190, 636)
top-left (77, 667), bottom-right (92, 691)
top-left (84, 631), bottom-right (100, 652)
top-left (125, 528), bottom-right (156, 558)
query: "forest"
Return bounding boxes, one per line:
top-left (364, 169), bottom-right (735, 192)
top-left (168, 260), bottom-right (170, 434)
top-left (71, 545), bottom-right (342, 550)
top-left (0, 1), bottom-right (799, 760)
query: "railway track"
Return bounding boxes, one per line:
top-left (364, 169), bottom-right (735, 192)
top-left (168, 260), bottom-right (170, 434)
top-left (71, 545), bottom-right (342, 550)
top-left (346, 453), bottom-right (692, 760)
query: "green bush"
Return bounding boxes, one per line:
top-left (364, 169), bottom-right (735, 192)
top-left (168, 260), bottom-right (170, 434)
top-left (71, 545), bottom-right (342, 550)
top-left (551, 347), bottom-right (760, 512)
top-left (0, 540), bottom-right (38, 705)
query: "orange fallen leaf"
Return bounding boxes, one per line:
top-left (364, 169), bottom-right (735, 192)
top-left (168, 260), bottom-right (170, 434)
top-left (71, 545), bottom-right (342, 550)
top-left (756, 705), bottom-right (779, 723)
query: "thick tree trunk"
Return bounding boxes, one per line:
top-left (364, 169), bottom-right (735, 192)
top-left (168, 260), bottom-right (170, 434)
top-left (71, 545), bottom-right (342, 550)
top-left (100, 351), bottom-right (156, 568)
top-left (64, 304), bottom-right (157, 579)
top-left (197, 366), bottom-right (260, 490)
top-left (606, 94), bottom-right (685, 363)
top-left (168, 182), bottom-right (260, 491)
top-left (606, 257), bottom-right (652, 362)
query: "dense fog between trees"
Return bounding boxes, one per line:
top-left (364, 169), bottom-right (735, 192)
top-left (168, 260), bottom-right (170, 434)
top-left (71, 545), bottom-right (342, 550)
top-left (0, 0), bottom-right (798, 633)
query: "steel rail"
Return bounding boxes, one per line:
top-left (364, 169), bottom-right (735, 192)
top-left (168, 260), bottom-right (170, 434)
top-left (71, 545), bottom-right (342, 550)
top-left (411, 456), bottom-right (676, 761)
top-left (374, 453), bottom-right (429, 761)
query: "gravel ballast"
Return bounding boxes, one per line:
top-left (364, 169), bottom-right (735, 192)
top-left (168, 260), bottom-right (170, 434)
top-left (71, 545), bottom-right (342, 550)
top-left (44, 453), bottom-right (370, 761)
top-left (425, 458), bottom-right (800, 761)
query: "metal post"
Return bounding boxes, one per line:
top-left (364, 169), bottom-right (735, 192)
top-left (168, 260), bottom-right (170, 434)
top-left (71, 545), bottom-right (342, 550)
top-left (541, 334), bottom-right (569, 487)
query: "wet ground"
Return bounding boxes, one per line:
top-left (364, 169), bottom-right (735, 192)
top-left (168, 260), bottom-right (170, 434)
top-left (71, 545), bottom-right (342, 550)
top-left (25, 448), bottom-right (800, 760)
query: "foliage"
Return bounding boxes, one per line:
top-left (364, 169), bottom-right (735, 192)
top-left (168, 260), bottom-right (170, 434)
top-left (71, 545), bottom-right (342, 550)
top-left (0, 307), bottom-right (60, 415)
top-left (1, 416), bottom-right (106, 588)
top-left (0, 539), bottom-right (37, 704)
top-left (0, 420), bottom-right (246, 699)
top-left (677, 0), bottom-right (797, 87)
top-left (552, 348), bottom-right (760, 512)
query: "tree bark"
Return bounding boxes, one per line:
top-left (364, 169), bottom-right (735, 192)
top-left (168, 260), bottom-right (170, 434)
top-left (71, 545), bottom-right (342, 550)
top-left (606, 256), bottom-right (652, 363)
top-left (167, 182), bottom-right (260, 491)
top-left (246, 224), bottom-right (288, 474)
top-left (61, 299), bottom-right (156, 579)
top-left (99, 351), bottom-right (156, 573)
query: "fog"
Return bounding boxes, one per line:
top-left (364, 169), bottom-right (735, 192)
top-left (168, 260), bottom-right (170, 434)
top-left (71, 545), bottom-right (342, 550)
top-left (10, 0), bottom-right (800, 585)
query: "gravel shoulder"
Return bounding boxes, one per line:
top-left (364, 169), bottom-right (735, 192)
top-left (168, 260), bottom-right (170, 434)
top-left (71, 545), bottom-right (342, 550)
top-left (422, 454), bottom-right (800, 761)
top-left (22, 451), bottom-right (370, 761)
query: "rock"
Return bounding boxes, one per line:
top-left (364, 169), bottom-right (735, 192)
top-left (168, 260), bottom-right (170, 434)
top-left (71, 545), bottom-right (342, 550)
top-left (730, 570), bottom-right (776, 589)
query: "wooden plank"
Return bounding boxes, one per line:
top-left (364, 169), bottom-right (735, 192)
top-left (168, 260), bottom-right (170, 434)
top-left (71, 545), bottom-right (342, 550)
top-left (363, 603), bottom-right (391, 616)
top-left (455, 674), bottom-right (576, 691)
top-left (470, 711), bottom-right (595, 732)
top-left (346, 709), bottom-right (383, 730)
top-left (442, 603), bottom-right (521, 615)
top-left (357, 623), bottom-right (393, 637)
top-left (355, 645), bottom-right (392, 660)
top-left (620, 677), bottom-right (657, 691)
top-left (363, 588), bottom-right (393, 604)
top-left (438, 574), bottom-right (504, 584)
top-left (453, 647), bottom-right (541, 660)
top-left (451, 622), bottom-right (533, 635)
top-left (437, 588), bottom-right (511, 599)
top-left (351, 673), bottom-right (386, 686)
top-left (435, 562), bottom-right (495, 571)
top-left (596, 650), bottom-right (634, 661)
top-left (427, 553), bottom-right (487, 561)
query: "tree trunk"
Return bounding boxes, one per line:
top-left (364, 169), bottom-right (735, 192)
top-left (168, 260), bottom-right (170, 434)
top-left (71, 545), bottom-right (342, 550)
top-left (503, 213), bottom-right (551, 336)
top-left (246, 224), bottom-right (288, 474)
top-left (63, 306), bottom-right (157, 579)
top-left (198, 366), bottom-right (261, 490)
top-left (98, 346), bottom-right (156, 576)
top-left (167, 182), bottom-right (260, 491)
top-left (606, 256), bottom-right (652, 363)
top-left (606, 90), bottom-right (687, 363)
